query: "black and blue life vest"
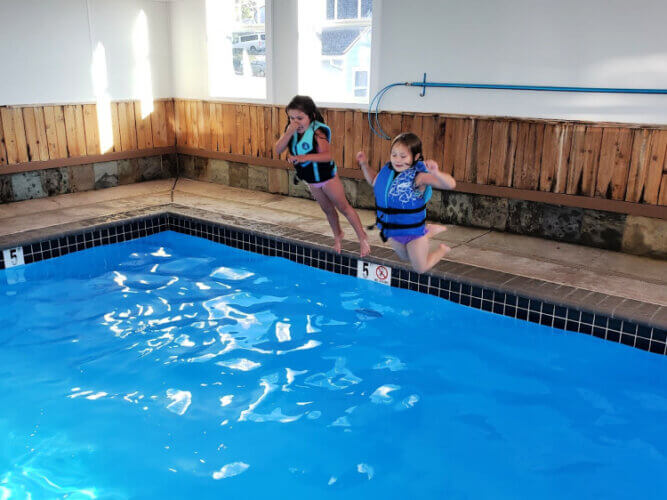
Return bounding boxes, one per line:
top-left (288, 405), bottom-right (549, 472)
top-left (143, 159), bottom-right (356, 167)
top-left (372, 161), bottom-right (432, 242)
top-left (289, 121), bottom-right (337, 184)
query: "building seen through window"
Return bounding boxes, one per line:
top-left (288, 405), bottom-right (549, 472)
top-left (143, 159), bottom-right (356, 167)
top-left (299, 0), bottom-right (372, 103)
top-left (207, 0), bottom-right (266, 99)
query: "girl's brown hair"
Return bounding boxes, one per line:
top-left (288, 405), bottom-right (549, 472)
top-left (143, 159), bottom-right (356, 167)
top-left (391, 132), bottom-right (423, 165)
top-left (285, 95), bottom-right (325, 124)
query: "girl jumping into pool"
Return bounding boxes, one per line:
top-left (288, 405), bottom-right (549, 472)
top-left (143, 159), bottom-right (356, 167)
top-left (275, 95), bottom-right (370, 257)
top-left (356, 132), bottom-right (456, 273)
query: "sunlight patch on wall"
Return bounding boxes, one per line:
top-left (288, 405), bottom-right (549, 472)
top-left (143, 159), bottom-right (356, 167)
top-left (91, 42), bottom-right (114, 153)
top-left (133, 10), bottom-right (154, 118)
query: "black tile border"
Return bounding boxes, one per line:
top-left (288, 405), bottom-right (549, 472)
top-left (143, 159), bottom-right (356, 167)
top-left (4, 215), bottom-right (169, 266)
top-left (0, 209), bottom-right (665, 356)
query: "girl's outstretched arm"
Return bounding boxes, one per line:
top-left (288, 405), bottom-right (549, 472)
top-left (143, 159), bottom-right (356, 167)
top-left (415, 160), bottom-right (456, 190)
top-left (356, 151), bottom-right (377, 186)
top-left (275, 122), bottom-right (299, 155)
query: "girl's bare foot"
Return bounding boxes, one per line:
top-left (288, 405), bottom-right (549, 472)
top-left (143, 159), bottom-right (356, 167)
top-left (334, 233), bottom-right (343, 254)
top-left (426, 224), bottom-right (447, 238)
top-left (359, 237), bottom-right (371, 257)
top-left (434, 243), bottom-right (451, 259)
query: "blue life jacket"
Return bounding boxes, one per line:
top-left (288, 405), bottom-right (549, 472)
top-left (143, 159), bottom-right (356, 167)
top-left (289, 121), bottom-right (337, 184)
top-left (373, 161), bottom-right (432, 242)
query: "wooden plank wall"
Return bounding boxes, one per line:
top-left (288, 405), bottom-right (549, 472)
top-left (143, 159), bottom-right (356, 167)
top-left (172, 99), bottom-right (667, 206)
top-left (0, 100), bottom-right (175, 166)
top-left (2, 97), bottom-right (665, 208)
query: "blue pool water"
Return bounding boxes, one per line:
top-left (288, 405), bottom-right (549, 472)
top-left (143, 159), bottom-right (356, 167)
top-left (1, 231), bottom-right (666, 499)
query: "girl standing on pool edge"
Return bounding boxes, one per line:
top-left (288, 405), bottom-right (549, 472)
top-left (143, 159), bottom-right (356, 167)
top-left (356, 132), bottom-right (456, 273)
top-left (275, 95), bottom-right (371, 257)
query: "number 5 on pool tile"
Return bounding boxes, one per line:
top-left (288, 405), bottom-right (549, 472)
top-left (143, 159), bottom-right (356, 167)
top-left (357, 260), bottom-right (392, 286)
top-left (3, 247), bottom-right (25, 268)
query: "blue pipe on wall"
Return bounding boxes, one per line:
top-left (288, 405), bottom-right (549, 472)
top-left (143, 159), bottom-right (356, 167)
top-left (368, 73), bottom-right (667, 139)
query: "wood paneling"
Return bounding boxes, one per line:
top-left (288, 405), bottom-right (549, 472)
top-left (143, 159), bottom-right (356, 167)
top-left (643, 130), bottom-right (667, 204)
top-left (0, 99), bottom-right (175, 167)
top-left (175, 100), bottom-right (186, 147)
top-left (109, 102), bottom-right (122, 153)
top-left (513, 122), bottom-right (545, 190)
top-left (596, 127), bottom-right (632, 200)
top-left (22, 107), bottom-right (39, 161)
top-left (63, 105), bottom-right (86, 157)
top-left (2, 98), bottom-right (665, 210)
top-left (249, 105), bottom-right (259, 157)
top-left (149, 101), bottom-right (165, 148)
top-left (540, 123), bottom-right (572, 193)
top-left (443, 118), bottom-right (470, 178)
top-left (488, 121), bottom-right (512, 187)
top-left (211, 102), bottom-right (222, 153)
top-left (12, 108), bottom-right (29, 163)
top-left (626, 129), bottom-right (651, 203)
top-left (83, 104), bottom-right (100, 155)
top-left (1, 108), bottom-right (20, 164)
top-left (473, 119), bottom-right (493, 184)
top-left (29, 107), bottom-right (50, 161)
top-left (134, 102), bottom-right (154, 150)
top-left (165, 100), bottom-right (176, 147)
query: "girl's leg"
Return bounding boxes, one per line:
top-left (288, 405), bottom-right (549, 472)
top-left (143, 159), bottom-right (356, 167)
top-left (406, 236), bottom-right (450, 273)
top-left (308, 184), bottom-right (344, 253)
top-left (388, 239), bottom-right (409, 261)
top-left (322, 176), bottom-right (371, 256)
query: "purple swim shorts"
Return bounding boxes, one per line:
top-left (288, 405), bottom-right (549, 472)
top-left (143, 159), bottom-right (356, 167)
top-left (390, 229), bottom-right (428, 245)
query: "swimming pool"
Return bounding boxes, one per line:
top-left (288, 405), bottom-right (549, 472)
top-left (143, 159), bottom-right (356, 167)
top-left (1, 230), bottom-right (666, 499)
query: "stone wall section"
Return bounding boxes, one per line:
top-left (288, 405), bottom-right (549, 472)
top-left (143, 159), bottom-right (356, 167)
top-left (0, 155), bottom-right (177, 204)
top-left (177, 154), bottom-right (667, 259)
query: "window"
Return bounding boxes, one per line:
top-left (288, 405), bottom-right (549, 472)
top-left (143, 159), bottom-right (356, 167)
top-left (299, 0), bottom-right (372, 104)
top-left (206, 0), bottom-right (268, 99)
top-left (353, 69), bottom-right (368, 97)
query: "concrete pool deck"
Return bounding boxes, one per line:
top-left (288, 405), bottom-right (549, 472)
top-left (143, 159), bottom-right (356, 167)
top-left (0, 178), bottom-right (665, 331)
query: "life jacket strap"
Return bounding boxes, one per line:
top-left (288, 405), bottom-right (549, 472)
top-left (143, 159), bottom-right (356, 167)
top-left (375, 204), bottom-right (427, 215)
top-left (378, 218), bottom-right (427, 230)
top-left (372, 216), bottom-right (427, 242)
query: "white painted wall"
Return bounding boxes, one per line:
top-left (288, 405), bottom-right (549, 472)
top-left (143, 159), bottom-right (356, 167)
top-left (374, 0), bottom-right (667, 124)
top-left (0, 0), bottom-right (173, 105)
top-left (170, 0), bottom-right (209, 99)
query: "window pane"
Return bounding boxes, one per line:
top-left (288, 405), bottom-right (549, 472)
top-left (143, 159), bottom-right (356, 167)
top-left (337, 0), bottom-right (357, 19)
top-left (206, 0), bottom-right (267, 99)
top-left (326, 0), bottom-right (335, 19)
top-left (354, 88), bottom-right (367, 97)
top-left (361, 0), bottom-right (372, 17)
top-left (298, 0), bottom-right (372, 104)
top-left (354, 70), bottom-right (368, 87)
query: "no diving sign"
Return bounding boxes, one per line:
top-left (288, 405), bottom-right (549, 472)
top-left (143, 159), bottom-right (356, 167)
top-left (357, 260), bottom-right (392, 286)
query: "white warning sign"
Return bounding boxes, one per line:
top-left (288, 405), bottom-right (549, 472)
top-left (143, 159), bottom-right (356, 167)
top-left (357, 260), bottom-right (391, 286)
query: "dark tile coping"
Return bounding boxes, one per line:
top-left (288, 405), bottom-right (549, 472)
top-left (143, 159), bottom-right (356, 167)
top-left (0, 204), bottom-right (665, 356)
